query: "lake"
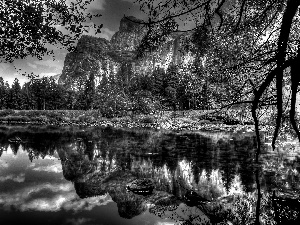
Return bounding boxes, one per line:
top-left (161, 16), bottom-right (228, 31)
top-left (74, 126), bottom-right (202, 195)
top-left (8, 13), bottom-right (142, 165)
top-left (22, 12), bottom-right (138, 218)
top-left (0, 125), bottom-right (299, 225)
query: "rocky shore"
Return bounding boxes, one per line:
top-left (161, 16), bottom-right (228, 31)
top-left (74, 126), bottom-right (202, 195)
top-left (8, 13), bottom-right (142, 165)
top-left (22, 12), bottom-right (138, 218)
top-left (0, 109), bottom-right (260, 133)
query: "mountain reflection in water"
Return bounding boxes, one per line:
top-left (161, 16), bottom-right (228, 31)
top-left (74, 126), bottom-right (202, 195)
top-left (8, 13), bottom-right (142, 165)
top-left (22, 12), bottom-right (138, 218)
top-left (0, 125), bottom-right (300, 225)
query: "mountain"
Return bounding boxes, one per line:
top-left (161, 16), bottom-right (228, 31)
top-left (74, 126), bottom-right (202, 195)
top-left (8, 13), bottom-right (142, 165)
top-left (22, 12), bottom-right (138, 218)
top-left (59, 16), bottom-right (192, 91)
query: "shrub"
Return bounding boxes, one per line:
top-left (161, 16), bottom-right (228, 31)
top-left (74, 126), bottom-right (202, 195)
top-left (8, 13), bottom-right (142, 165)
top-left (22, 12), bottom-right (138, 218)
top-left (16, 110), bottom-right (27, 116)
top-left (6, 115), bottom-right (21, 121)
top-left (19, 116), bottom-right (30, 122)
top-left (24, 110), bottom-right (44, 118)
top-left (131, 91), bottom-right (159, 115)
top-left (140, 116), bottom-right (155, 124)
top-left (32, 115), bottom-right (49, 123)
top-left (0, 109), bottom-right (15, 117)
top-left (0, 115), bottom-right (30, 123)
top-left (87, 110), bottom-right (102, 119)
top-left (0, 117), bottom-right (7, 122)
top-left (78, 115), bottom-right (95, 123)
top-left (70, 117), bottom-right (80, 123)
top-left (62, 116), bottom-right (71, 122)
top-left (119, 116), bottom-right (132, 123)
top-left (46, 111), bottom-right (63, 122)
top-left (198, 119), bottom-right (211, 124)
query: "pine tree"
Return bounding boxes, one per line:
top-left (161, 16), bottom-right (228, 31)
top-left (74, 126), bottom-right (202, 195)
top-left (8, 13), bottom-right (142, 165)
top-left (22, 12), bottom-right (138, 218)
top-left (22, 82), bottom-right (35, 110)
top-left (9, 78), bottom-right (22, 109)
top-left (116, 63), bottom-right (133, 95)
top-left (165, 64), bottom-right (180, 110)
top-left (165, 63), bottom-right (179, 90)
top-left (0, 77), bottom-right (8, 109)
top-left (152, 67), bottom-right (165, 96)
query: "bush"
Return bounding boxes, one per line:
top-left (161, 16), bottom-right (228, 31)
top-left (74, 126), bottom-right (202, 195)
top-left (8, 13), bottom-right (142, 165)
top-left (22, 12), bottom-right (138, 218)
top-left (119, 116), bottom-right (132, 123)
top-left (16, 110), bottom-right (27, 116)
top-left (131, 91), bottom-right (158, 115)
top-left (62, 116), bottom-right (71, 122)
top-left (19, 116), bottom-right (30, 122)
top-left (7, 115), bottom-right (21, 121)
top-left (0, 115), bottom-right (30, 123)
top-left (0, 109), bottom-right (15, 117)
top-left (22, 110), bottom-right (44, 118)
top-left (70, 117), bottom-right (80, 123)
top-left (100, 106), bottom-right (128, 118)
top-left (78, 115), bottom-right (95, 123)
top-left (32, 115), bottom-right (49, 123)
top-left (140, 116), bottom-right (155, 124)
top-left (87, 110), bottom-right (102, 119)
top-left (46, 111), bottom-right (63, 122)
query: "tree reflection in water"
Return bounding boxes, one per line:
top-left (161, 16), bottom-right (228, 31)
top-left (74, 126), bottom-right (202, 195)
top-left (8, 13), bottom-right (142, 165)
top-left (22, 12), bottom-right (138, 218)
top-left (0, 125), bottom-right (300, 224)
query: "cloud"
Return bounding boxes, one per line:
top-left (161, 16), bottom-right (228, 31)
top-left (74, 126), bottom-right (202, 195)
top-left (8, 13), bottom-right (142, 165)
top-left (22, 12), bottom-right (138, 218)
top-left (0, 63), bottom-right (11, 72)
top-left (87, 0), bottom-right (106, 11)
top-left (66, 0), bottom-right (106, 11)
top-left (33, 164), bottom-right (62, 173)
top-left (62, 194), bottom-right (112, 212)
top-left (0, 182), bottom-right (112, 212)
top-left (98, 27), bottom-right (115, 40)
top-left (3, 73), bottom-right (29, 86)
top-left (0, 159), bottom-right (9, 168)
top-left (22, 194), bottom-right (71, 212)
top-left (27, 62), bottom-right (37, 69)
top-left (0, 63), bottom-right (18, 80)
top-left (0, 173), bottom-right (25, 182)
top-left (34, 59), bottom-right (62, 69)
top-left (40, 72), bottom-right (60, 77)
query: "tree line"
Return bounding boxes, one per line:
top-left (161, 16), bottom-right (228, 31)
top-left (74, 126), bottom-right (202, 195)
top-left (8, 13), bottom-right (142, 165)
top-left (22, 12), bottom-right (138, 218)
top-left (0, 77), bottom-right (71, 110)
top-left (94, 62), bottom-right (215, 117)
top-left (0, 61), bottom-right (214, 115)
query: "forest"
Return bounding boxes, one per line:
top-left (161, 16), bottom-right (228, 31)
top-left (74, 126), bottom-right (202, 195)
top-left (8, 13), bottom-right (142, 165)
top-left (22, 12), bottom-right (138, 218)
top-left (0, 62), bottom-right (214, 117)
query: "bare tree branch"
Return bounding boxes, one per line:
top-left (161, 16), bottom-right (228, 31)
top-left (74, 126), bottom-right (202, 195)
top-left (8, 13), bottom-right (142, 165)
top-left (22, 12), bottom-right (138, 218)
top-left (214, 0), bottom-right (226, 29)
top-left (290, 46), bottom-right (300, 142)
top-left (234, 0), bottom-right (247, 33)
top-left (272, 0), bottom-right (299, 150)
top-left (128, 0), bottom-right (212, 25)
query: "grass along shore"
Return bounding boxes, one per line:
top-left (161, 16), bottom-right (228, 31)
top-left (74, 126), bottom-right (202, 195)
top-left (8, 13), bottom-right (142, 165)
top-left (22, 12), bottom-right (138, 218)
top-left (0, 109), bottom-right (258, 132)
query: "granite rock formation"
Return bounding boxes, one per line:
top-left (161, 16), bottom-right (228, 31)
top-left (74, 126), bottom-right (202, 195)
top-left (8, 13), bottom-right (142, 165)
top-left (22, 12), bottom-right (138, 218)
top-left (59, 16), bottom-right (192, 91)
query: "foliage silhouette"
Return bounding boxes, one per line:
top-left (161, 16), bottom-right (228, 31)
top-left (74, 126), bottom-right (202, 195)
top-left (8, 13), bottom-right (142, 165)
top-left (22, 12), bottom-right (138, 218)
top-left (1, 0), bottom-right (102, 62)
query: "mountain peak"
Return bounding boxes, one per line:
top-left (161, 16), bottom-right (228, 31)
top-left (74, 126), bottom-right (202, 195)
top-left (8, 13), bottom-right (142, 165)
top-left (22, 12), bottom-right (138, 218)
top-left (119, 16), bottom-right (143, 32)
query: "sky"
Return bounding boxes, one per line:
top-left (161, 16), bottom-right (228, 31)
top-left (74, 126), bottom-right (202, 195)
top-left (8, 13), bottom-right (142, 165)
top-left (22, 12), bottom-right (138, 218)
top-left (0, 0), bottom-right (144, 86)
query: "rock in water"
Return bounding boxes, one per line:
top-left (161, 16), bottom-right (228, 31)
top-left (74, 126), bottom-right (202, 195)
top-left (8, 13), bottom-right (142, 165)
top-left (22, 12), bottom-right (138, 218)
top-left (126, 178), bottom-right (155, 195)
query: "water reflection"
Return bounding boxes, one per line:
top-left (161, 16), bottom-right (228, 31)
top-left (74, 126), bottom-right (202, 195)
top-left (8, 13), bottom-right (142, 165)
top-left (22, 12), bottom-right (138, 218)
top-left (0, 125), bottom-right (300, 224)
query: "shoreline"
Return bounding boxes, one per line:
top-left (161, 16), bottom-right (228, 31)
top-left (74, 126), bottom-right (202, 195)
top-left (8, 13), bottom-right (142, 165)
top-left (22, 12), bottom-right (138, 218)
top-left (0, 109), bottom-right (262, 133)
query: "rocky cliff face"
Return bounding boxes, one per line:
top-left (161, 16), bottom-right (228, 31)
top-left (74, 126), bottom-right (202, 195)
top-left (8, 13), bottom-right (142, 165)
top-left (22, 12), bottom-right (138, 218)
top-left (60, 16), bottom-right (192, 91)
top-left (59, 35), bottom-right (117, 90)
top-left (111, 16), bottom-right (146, 51)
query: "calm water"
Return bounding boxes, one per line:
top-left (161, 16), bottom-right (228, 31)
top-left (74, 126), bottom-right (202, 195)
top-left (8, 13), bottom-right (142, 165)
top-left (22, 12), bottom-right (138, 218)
top-left (0, 125), bottom-right (299, 225)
